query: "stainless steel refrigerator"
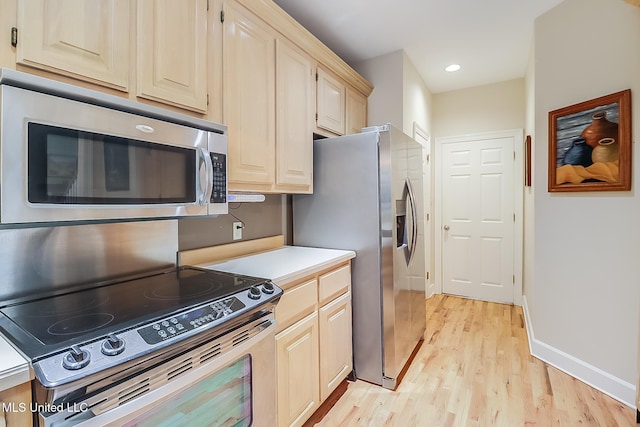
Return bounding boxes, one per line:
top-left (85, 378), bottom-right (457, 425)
top-left (293, 124), bottom-right (425, 389)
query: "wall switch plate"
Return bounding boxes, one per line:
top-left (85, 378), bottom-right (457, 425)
top-left (232, 222), bottom-right (243, 240)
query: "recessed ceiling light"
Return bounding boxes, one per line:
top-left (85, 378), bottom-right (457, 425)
top-left (445, 64), bottom-right (461, 72)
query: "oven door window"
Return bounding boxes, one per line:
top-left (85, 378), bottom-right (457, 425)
top-left (124, 354), bottom-right (253, 427)
top-left (27, 123), bottom-right (197, 204)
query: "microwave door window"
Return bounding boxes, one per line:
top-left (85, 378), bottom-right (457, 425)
top-left (44, 133), bottom-right (79, 200)
top-left (103, 141), bottom-right (130, 192)
top-left (27, 123), bottom-right (197, 205)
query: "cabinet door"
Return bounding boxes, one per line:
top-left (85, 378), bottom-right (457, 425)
top-left (319, 291), bottom-right (352, 401)
top-left (316, 67), bottom-right (345, 135)
top-left (137, 0), bottom-right (207, 113)
top-left (17, 0), bottom-right (129, 91)
top-left (275, 39), bottom-right (313, 192)
top-left (276, 312), bottom-right (320, 427)
top-left (346, 86), bottom-right (367, 135)
top-left (222, 1), bottom-right (275, 188)
top-left (0, 382), bottom-right (32, 426)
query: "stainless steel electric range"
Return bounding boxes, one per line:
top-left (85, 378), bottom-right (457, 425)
top-left (0, 266), bottom-right (282, 427)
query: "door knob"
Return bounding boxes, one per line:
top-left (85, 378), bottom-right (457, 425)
top-left (443, 225), bottom-right (450, 231)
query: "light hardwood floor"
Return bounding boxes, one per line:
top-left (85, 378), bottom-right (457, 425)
top-left (304, 294), bottom-right (635, 427)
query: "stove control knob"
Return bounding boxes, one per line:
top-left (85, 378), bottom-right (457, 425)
top-left (248, 286), bottom-right (262, 300)
top-left (62, 345), bottom-right (91, 370)
top-left (101, 333), bottom-right (126, 356)
top-left (261, 282), bottom-right (275, 294)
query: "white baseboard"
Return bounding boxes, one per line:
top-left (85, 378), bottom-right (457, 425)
top-left (522, 296), bottom-right (636, 408)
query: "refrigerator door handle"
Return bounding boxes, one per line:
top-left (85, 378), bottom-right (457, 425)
top-left (404, 178), bottom-right (419, 266)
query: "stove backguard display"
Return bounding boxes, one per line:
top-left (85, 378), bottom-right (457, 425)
top-left (137, 296), bottom-right (246, 345)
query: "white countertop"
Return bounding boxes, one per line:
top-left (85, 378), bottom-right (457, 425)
top-left (0, 335), bottom-right (31, 392)
top-left (201, 245), bottom-right (355, 286)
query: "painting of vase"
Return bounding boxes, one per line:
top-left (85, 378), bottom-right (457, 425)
top-left (548, 89), bottom-right (631, 192)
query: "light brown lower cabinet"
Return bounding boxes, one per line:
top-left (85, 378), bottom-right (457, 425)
top-left (276, 312), bottom-right (320, 427)
top-left (275, 263), bottom-right (352, 427)
top-left (319, 291), bottom-right (352, 401)
top-left (0, 382), bottom-right (32, 427)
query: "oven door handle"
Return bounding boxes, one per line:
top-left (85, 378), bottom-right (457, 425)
top-left (197, 148), bottom-right (214, 206)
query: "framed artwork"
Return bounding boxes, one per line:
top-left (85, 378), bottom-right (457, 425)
top-left (548, 89), bottom-right (631, 192)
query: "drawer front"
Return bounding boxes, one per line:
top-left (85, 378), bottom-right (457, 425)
top-left (275, 278), bottom-right (318, 331)
top-left (319, 264), bottom-right (351, 304)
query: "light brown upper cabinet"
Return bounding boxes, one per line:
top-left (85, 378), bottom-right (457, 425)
top-left (346, 86), bottom-right (367, 135)
top-left (316, 67), bottom-right (346, 136)
top-left (222, 1), bottom-right (276, 189)
top-left (16, 0), bottom-right (130, 91)
top-left (137, 0), bottom-right (208, 113)
top-left (275, 39), bottom-right (314, 192)
top-left (15, 0), bottom-right (209, 115)
top-left (316, 67), bottom-right (368, 136)
top-left (220, 1), bottom-right (313, 193)
top-left (11, 0), bottom-right (371, 193)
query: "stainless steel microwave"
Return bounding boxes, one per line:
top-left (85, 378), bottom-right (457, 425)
top-left (0, 69), bottom-right (228, 224)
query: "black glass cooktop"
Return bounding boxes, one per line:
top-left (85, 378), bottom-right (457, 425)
top-left (0, 267), bottom-right (268, 358)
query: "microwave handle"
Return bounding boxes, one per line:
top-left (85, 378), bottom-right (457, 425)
top-left (197, 148), bottom-right (214, 206)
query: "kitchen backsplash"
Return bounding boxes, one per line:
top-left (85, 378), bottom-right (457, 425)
top-left (178, 195), bottom-right (288, 250)
top-left (0, 221), bottom-right (178, 303)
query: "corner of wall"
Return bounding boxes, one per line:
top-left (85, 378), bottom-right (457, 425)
top-left (353, 50), bottom-right (404, 128)
top-left (401, 51), bottom-right (433, 137)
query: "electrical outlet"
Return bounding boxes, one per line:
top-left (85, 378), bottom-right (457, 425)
top-left (232, 222), bottom-right (243, 240)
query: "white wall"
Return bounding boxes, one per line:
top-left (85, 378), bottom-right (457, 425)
top-left (354, 50), bottom-right (404, 129)
top-left (355, 50), bottom-right (433, 138)
top-left (432, 78), bottom-right (526, 138)
top-left (529, 0), bottom-right (640, 406)
top-left (402, 52), bottom-right (433, 137)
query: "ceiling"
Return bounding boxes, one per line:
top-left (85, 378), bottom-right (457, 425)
top-left (272, 0), bottom-right (564, 94)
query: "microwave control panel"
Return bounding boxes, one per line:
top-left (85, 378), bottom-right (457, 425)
top-left (210, 152), bottom-right (227, 204)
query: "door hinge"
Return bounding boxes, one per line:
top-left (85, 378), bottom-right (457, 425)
top-left (426, 213), bottom-right (430, 221)
top-left (513, 213), bottom-right (516, 222)
top-left (513, 275), bottom-right (515, 284)
top-left (315, 112), bottom-right (318, 121)
top-left (207, 94), bottom-right (209, 106)
top-left (10, 27), bottom-right (17, 47)
top-left (220, 10), bottom-right (225, 23)
top-left (425, 153), bottom-right (430, 163)
top-left (426, 272), bottom-right (430, 280)
top-left (315, 72), bottom-right (318, 82)
top-left (206, 0), bottom-right (209, 11)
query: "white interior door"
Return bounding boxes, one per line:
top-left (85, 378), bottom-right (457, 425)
top-left (436, 130), bottom-right (523, 304)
